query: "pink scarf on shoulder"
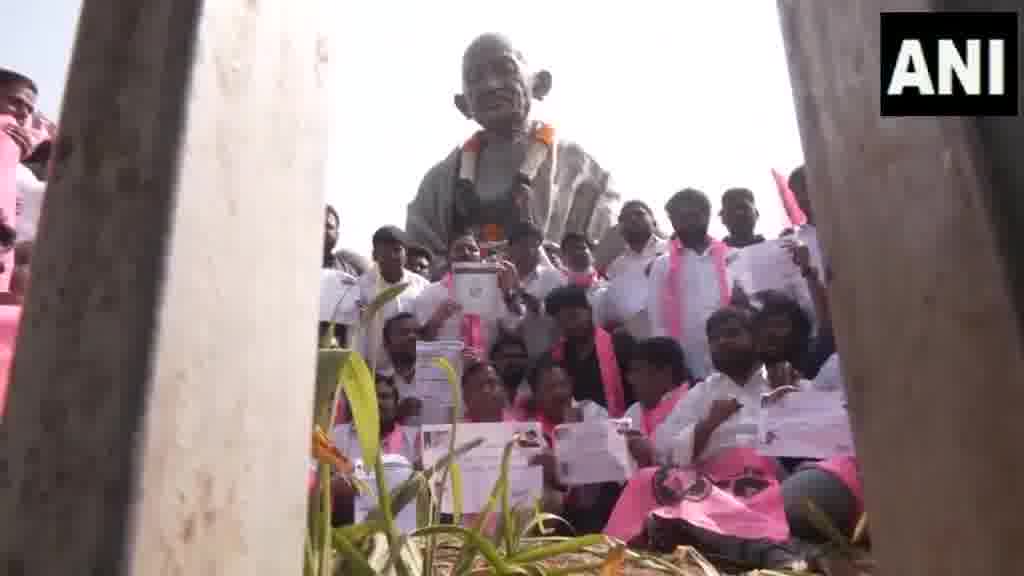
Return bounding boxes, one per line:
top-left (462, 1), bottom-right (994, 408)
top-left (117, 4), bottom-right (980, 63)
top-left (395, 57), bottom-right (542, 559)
top-left (443, 273), bottom-right (483, 353)
top-left (552, 327), bottom-right (625, 418)
top-left (661, 237), bottom-right (731, 343)
top-left (640, 384), bottom-right (688, 442)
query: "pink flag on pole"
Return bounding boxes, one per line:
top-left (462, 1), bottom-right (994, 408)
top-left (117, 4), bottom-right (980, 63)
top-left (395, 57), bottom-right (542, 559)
top-left (772, 168), bottom-right (806, 228)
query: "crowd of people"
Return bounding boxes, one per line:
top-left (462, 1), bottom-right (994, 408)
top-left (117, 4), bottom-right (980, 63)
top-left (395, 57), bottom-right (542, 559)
top-left (0, 31), bottom-right (860, 570)
top-left (319, 34), bottom-right (861, 570)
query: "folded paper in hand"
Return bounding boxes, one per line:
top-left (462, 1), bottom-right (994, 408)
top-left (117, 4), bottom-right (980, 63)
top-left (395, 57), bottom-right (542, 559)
top-left (553, 418), bottom-right (635, 486)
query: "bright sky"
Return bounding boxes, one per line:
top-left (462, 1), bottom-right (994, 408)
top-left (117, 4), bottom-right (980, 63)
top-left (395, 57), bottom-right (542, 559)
top-left (8, 2), bottom-right (805, 261)
top-left (330, 1), bottom-right (805, 258)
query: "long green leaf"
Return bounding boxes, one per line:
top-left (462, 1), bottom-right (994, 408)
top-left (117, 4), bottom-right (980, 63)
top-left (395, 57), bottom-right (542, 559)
top-left (518, 513), bottom-right (573, 540)
top-left (315, 348), bottom-right (351, 431)
top-left (365, 282), bottom-right (410, 323)
top-left (335, 530), bottom-right (377, 576)
top-left (371, 452), bottom-right (408, 576)
top-left (507, 534), bottom-right (608, 564)
top-left (339, 351), bottom-right (379, 466)
top-left (318, 464), bottom-right (333, 576)
top-left (412, 525), bottom-right (526, 575)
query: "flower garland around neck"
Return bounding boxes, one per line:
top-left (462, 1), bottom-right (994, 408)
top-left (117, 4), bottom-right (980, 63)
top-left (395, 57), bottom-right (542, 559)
top-left (457, 122), bottom-right (556, 244)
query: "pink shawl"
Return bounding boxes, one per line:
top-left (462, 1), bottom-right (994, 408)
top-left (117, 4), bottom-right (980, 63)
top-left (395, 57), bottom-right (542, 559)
top-left (443, 272), bottom-right (483, 353)
top-left (0, 116), bottom-right (20, 291)
top-left (552, 327), bottom-right (625, 418)
top-left (661, 237), bottom-right (731, 343)
top-left (0, 304), bottom-right (20, 416)
top-left (640, 384), bottom-right (688, 442)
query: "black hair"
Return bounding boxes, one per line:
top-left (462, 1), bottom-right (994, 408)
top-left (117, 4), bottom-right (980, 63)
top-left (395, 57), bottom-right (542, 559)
top-left (325, 204), bottom-right (339, 224)
top-left (544, 284), bottom-right (591, 317)
top-left (706, 305), bottom-right (754, 336)
top-left (382, 312), bottom-right (416, 345)
top-left (722, 187), bottom-right (756, 205)
top-left (407, 243), bottom-right (433, 262)
top-left (752, 290), bottom-right (812, 346)
top-left (0, 69), bottom-right (37, 93)
top-left (788, 165), bottom-right (806, 197)
top-left (621, 199), bottom-right (655, 218)
top-left (560, 231), bottom-right (591, 248)
top-left (506, 220), bottom-right (543, 244)
top-left (633, 337), bottom-right (690, 384)
top-left (666, 187), bottom-right (711, 215)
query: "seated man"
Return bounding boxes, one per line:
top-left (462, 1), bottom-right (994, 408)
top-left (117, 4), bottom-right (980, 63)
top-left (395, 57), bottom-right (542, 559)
top-left (407, 33), bottom-right (620, 274)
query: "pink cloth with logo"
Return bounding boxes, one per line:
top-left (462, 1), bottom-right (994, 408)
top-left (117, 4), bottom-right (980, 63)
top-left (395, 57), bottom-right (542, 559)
top-left (605, 447), bottom-right (785, 542)
top-left (661, 237), bottom-right (731, 345)
top-left (0, 305), bottom-right (21, 416)
top-left (816, 455), bottom-right (864, 531)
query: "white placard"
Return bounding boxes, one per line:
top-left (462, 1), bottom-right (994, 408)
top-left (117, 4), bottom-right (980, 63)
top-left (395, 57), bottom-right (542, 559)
top-left (421, 421), bottom-right (545, 514)
top-left (319, 269), bottom-right (360, 325)
top-left (413, 340), bottom-right (465, 425)
top-left (732, 239), bottom-right (804, 296)
top-left (758, 388), bottom-right (855, 459)
top-left (552, 418), bottom-right (635, 486)
top-left (452, 262), bottom-right (502, 318)
top-left (353, 454), bottom-right (418, 533)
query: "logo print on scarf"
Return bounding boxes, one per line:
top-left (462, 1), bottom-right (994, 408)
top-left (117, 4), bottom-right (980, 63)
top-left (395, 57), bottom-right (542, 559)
top-left (713, 467), bottom-right (773, 499)
top-left (652, 467), bottom-right (713, 506)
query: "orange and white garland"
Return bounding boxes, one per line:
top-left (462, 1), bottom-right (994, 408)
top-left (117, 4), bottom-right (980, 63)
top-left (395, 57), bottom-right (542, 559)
top-left (457, 122), bottom-right (556, 243)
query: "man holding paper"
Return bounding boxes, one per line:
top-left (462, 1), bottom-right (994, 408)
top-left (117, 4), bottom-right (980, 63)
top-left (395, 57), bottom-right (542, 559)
top-left (414, 232), bottom-right (523, 357)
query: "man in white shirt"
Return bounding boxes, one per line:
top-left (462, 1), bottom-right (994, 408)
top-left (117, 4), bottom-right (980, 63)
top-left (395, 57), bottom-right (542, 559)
top-left (653, 306), bottom-right (768, 467)
top-left (414, 232), bottom-right (522, 357)
top-left (505, 221), bottom-right (567, 359)
top-left (355, 226), bottom-right (430, 372)
top-left (603, 201), bottom-right (668, 339)
top-left (647, 188), bottom-right (743, 381)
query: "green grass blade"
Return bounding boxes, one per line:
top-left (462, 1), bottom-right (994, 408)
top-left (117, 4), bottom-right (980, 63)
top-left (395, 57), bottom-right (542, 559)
top-left (364, 282), bottom-right (410, 323)
top-left (304, 535), bottom-right (316, 576)
top-left (315, 348), bottom-right (351, 431)
top-left (507, 534), bottom-right (608, 564)
top-left (339, 351), bottom-right (380, 466)
top-left (412, 525), bottom-right (525, 575)
top-left (334, 530), bottom-right (377, 576)
top-left (318, 464), bottom-right (333, 576)
top-left (518, 513), bottom-right (573, 540)
top-left (450, 463), bottom-right (464, 524)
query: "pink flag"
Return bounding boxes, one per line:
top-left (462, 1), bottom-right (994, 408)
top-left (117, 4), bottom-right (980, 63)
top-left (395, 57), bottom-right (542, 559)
top-left (772, 168), bottom-right (806, 228)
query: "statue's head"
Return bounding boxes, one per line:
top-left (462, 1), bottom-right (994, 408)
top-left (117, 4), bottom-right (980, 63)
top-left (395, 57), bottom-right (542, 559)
top-left (455, 33), bottom-right (552, 132)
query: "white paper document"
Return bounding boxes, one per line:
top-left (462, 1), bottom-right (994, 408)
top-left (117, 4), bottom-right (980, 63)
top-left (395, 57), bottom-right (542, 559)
top-left (758, 388), bottom-right (855, 459)
top-left (553, 418), bottom-right (635, 486)
top-left (452, 262), bottom-right (502, 318)
top-left (731, 239), bottom-right (804, 296)
top-left (353, 454), bottom-right (418, 533)
top-left (414, 340), bottom-right (465, 425)
top-left (421, 422), bottom-right (545, 514)
top-left (319, 269), bottom-right (360, 325)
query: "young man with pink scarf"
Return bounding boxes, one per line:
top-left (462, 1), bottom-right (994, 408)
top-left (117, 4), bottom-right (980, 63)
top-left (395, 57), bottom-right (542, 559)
top-left (414, 232), bottom-right (523, 359)
top-left (647, 188), bottom-right (746, 381)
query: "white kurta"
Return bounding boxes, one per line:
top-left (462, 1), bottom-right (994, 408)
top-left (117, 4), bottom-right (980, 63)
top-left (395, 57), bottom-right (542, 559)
top-left (602, 236), bottom-right (668, 338)
top-left (654, 370), bottom-right (770, 467)
top-left (355, 268), bottom-right (429, 372)
top-left (413, 280), bottom-right (520, 358)
top-left (646, 246), bottom-right (739, 381)
top-left (15, 163), bottom-right (44, 242)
